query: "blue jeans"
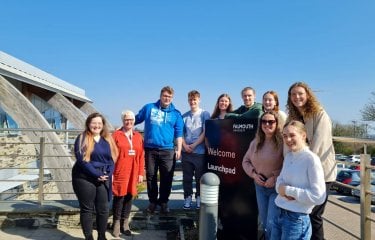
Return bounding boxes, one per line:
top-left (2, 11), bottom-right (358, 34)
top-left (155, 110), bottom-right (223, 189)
top-left (271, 208), bottom-right (312, 240)
top-left (255, 184), bottom-right (278, 240)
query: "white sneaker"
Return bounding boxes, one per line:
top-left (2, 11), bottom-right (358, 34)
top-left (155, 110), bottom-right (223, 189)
top-left (196, 196), bottom-right (201, 209)
top-left (183, 195), bottom-right (192, 209)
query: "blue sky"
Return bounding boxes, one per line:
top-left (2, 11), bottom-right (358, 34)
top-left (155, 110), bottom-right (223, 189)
top-left (1, 1), bottom-right (374, 130)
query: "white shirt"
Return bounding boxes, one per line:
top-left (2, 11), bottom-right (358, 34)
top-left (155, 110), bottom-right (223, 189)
top-left (275, 146), bottom-right (326, 214)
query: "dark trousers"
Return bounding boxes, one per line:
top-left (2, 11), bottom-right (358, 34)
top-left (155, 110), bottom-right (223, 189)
top-left (181, 152), bottom-right (206, 198)
top-left (72, 168), bottom-right (109, 240)
top-left (112, 194), bottom-right (133, 220)
top-left (309, 182), bottom-right (333, 240)
top-left (145, 148), bottom-right (175, 204)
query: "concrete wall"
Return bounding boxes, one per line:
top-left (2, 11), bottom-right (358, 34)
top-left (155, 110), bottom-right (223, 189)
top-left (46, 93), bottom-right (86, 129)
top-left (0, 75), bottom-right (74, 199)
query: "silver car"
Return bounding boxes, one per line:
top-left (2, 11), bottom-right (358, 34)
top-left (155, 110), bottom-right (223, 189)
top-left (352, 180), bottom-right (375, 204)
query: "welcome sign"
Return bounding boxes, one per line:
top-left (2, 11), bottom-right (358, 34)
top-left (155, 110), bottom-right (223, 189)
top-left (205, 118), bottom-right (259, 239)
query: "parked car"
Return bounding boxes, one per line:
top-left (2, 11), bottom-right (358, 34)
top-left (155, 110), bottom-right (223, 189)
top-left (335, 154), bottom-right (348, 161)
top-left (336, 162), bottom-right (348, 172)
top-left (346, 155), bottom-right (361, 163)
top-left (351, 179), bottom-right (375, 204)
top-left (331, 169), bottom-right (361, 194)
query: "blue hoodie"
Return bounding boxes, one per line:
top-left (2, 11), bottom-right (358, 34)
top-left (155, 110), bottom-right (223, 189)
top-left (135, 100), bottom-right (184, 149)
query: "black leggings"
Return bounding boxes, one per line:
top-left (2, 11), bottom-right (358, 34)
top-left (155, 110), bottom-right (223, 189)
top-left (72, 170), bottom-right (109, 239)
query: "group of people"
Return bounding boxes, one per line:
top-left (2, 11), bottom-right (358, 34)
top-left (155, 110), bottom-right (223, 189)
top-left (243, 82), bottom-right (336, 240)
top-left (71, 82), bottom-right (336, 240)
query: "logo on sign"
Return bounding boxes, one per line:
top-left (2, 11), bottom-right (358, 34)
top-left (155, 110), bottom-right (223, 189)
top-left (232, 123), bottom-right (254, 132)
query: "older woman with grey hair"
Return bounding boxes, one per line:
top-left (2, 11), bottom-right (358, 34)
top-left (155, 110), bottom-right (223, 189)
top-left (111, 110), bottom-right (145, 238)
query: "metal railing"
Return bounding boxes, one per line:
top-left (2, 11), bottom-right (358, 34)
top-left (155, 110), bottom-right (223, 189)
top-left (0, 128), bottom-right (80, 203)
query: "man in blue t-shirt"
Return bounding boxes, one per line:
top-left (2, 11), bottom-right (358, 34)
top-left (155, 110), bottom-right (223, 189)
top-left (135, 86), bottom-right (183, 214)
top-left (181, 90), bottom-right (210, 210)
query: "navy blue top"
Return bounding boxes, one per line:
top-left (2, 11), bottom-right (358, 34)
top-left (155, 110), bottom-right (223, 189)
top-left (73, 134), bottom-right (114, 201)
top-left (74, 134), bottom-right (115, 178)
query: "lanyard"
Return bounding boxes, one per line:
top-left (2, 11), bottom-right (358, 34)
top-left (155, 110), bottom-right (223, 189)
top-left (125, 131), bottom-right (133, 150)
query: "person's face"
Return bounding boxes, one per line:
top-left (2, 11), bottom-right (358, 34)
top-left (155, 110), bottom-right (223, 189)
top-left (89, 116), bottom-right (103, 136)
top-left (188, 96), bottom-right (200, 111)
top-left (282, 125), bottom-right (306, 152)
top-left (261, 113), bottom-right (277, 136)
top-left (122, 116), bottom-right (135, 131)
top-left (218, 96), bottom-right (230, 111)
top-left (160, 91), bottom-right (173, 108)
top-left (290, 86), bottom-right (308, 110)
top-left (242, 89), bottom-right (255, 107)
top-left (263, 93), bottom-right (276, 111)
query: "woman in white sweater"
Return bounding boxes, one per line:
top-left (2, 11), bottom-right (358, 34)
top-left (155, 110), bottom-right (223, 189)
top-left (271, 120), bottom-right (326, 240)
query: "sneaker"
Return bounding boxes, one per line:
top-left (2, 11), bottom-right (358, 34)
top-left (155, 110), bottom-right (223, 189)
top-left (183, 195), bottom-right (192, 210)
top-left (196, 196), bottom-right (201, 209)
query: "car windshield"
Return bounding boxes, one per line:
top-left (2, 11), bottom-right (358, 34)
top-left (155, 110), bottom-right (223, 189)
top-left (351, 171), bottom-right (361, 181)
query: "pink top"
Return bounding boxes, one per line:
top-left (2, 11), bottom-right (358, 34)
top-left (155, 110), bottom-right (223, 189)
top-left (242, 139), bottom-right (283, 179)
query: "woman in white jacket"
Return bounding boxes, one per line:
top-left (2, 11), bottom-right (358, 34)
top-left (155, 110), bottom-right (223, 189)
top-left (271, 120), bottom-right (326, 240)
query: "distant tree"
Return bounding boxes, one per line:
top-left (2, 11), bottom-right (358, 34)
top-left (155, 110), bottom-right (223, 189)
top-left (332, 121), bottom-right (366, 138)
top-left (361, 91), bottom-right (375, 121)
top-left (332, 122), bottom-right (352, 137)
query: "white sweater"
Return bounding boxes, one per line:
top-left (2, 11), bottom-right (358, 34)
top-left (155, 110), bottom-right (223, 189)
top-left (275, 146), bottom-right (326, 214)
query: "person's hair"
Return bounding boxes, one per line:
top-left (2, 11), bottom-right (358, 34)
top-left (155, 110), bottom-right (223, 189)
top-left (241, 86), bottom-right (255, 96)
top-left (286, 82), bottom-right (322, 121)
top-left (160, 86), bottom-right (174, 96)
top-left (255, 111), bottom-right (283, 152)
top-left (80, 112), bottom-right (118, 163)
top-left (211, 93), bottom-right (233, 119)
top-left (188, 90), bottom-right (200, 99)
top-left (121, 110), bottom-right (135, 120)
top-left (283, 120), bottom-right (308, 144)
top-left (262, 90), bottom-right (280, 112)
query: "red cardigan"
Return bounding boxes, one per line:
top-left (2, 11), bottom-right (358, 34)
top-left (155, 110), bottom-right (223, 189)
top-left (112, 130), bottom-right (145, 197)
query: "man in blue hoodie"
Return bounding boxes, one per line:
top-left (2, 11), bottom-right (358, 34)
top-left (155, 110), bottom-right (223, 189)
top-left (135, 86), bottom-right (184, 214)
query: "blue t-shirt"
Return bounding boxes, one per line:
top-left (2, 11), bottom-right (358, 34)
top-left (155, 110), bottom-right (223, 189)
top-left (182, 108), bottom-right (211, 154)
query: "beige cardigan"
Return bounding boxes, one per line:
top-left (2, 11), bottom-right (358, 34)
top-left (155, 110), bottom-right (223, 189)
top-left (303, 109), bottom-right (337, 182)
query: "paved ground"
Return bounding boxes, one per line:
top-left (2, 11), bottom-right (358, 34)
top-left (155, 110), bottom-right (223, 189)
top-left (0, 227), bottom-right (168, 240)
top-left (1, 193), bottom-right (373, 240)
top-left (322, 192), bottom-right (375, 240)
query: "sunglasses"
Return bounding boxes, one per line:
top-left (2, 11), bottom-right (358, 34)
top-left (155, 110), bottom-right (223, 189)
top-left (261, 119), bottom-right (276, 125)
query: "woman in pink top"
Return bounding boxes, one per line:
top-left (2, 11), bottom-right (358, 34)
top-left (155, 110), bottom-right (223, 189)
top-left (242, 111), bottom-right (284, 239)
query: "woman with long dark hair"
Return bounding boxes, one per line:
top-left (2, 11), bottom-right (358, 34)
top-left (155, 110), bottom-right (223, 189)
top-left (243, 111), bottom-right (284, 239)
top-left (72, 112), bottom-right (118, 240)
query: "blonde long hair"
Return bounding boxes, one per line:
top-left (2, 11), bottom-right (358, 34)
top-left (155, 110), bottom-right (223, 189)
top-left (80, 112), bottom-right (118, 162)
